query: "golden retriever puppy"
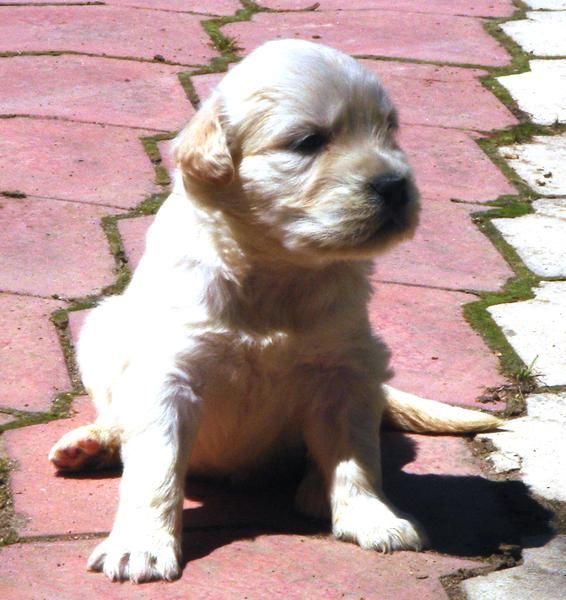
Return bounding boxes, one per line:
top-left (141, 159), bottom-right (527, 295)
top-left (49, 39), bottom-right (501, 583)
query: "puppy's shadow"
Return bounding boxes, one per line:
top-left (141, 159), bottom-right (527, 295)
top-left (178, 433), bottom-right (553, 566)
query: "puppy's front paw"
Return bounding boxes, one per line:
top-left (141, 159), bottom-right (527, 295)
top-left (333, 496), bottom-right (423, 552)
top-left (87, 531), bottom-right (182, 583)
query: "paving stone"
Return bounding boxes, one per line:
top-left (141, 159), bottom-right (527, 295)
top-left (0, 55), bottom-right (193, 131)
top-left (192, 72), bottom-right (224, 104)
top-left (478, 392), bottom-right (566, 502)
top-left (103, 0), bottom-right (242, 15)
top-left (361, 61), bottom-right (517, 131)
top-left (223, 11), bottom-right (510, 66)
top-left (256, 0), bottom-right (515, 18)
top-left (0, 6), bottom-right (216, 65)
top-left (488, 282), bottom-right (566, 387)
top-left (0, 118), bottom-right (157, 208)
top-left (462, 535), bottom-right (566, 600)
top-left (401, 125), bottom-right (516, 202)
top-left (492, 199), bottom-right (566, 277)
top-left (0, 197), bottom-right (118, 298)
top-left (0, 294), bottom-right (68, 412)
top-left (0, 537), bottom-right (484, 600)
top-left (374, 199), bottom-right (513, 291)
top-left (372, 284), bottom-right (507, 409)
top-left (525, 0), bottom-right (566, 7)
top-left (501, 11), bottom-right (566, 57)
top-left (158, 138), bottom-right (176, 174)
top-left (119, 215), bottom-right (154, 269)
top-left (497, 60), bottom-right (566, 125)
top-left (499, 133), bottom-right (566, 196)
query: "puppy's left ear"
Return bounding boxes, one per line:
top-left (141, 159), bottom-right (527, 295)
top-left (173, 97), bottom-right (234, 186)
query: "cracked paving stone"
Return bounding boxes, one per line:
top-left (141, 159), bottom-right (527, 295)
top-left (462, 535), bottom-right (566, 600)
top-left (478, 392), bottom-right (566, 502)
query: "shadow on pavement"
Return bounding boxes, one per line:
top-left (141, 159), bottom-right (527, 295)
top-left (177, 432), bottom-right (554, 566)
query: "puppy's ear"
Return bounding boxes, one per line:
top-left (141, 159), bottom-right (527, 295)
top-left (173, 97), bottom-right (234, 186)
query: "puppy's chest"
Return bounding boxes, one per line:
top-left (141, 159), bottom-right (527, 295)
top-left (185, 327), bottom-right (341, 406)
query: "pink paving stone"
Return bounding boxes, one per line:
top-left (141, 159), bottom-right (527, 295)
top-left (360, 60), bottom-right (517, 131)
top-left (4, 397), bottom-right (119, 537)
top-left (192, 72), bottom-right (225, 104)
top-left (0, 294), bottom-right (69, 412)
top-left (0, 6), bottom-right (216, 65)
top-left (0, 197), bottom-right (118, 298)
top-left (104, 0), bottom-right (243, 15)
top-left (0, 118), bottom-right (157, 208)
top-left (0, 56), bottom-right (193, 131)
top-left (371, 283), bottom-right (507, 409)
top-left (118, 215), bottom-right (154, 269)
top-left (373, 199), bottom-right (513, 291)
top-left (158, 138), bottom-right (176, 174)
top-left (0, 537), bottom-right (482, 599)
top-left (223, 11), bottom-right (511, 66)
top-left (257, 0), bottom-right (515, 18)
top-left (400, 125), bottom-right (516, 202)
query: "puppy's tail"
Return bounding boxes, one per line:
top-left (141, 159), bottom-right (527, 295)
top-left (382, 384), bottom-right (504, 434)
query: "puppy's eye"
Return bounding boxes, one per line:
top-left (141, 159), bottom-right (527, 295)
top-left (291, 132), bottom-right (329, 154)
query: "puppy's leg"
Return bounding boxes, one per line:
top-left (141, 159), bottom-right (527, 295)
top-left (87, 362), bottom-right (200, 583)
top-left (303, 377), bottom-right (422, 552)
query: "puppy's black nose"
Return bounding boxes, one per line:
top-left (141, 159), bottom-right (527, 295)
top-left (369, 174), bottom-right (410, 207)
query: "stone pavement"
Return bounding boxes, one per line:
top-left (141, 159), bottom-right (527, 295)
top-left (0, 1), bottom-right (564, 598)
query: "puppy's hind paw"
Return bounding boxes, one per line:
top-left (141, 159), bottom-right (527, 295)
top-left (333, 496), bottom-right (424, 552)
top-left (88, 534), bottom-right (182, 583)
top-left (49, 425), bottom-right (120, 472)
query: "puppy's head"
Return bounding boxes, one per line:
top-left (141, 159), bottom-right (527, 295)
top-left (174, 40), bottom-right (419, 262)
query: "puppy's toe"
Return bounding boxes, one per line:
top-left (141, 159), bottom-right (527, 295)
top-left (88, 534), bottom-right (181, 583)
top-left (333, 496), bottom-right (423, 552)
top-left (48, 425), bottom-right (119, 472)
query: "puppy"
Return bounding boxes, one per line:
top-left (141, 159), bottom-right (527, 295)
top-left (49, 40), bottom-right (501, 583)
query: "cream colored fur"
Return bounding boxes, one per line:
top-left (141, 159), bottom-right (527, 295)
top-left (49, 40), bottom-right (501, 583)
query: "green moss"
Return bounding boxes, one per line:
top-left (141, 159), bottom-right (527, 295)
top-left (177, 72), bottom-right (201, 109)
top-left (141, 135), bottom-right (175, 187)
top-left (0, 457), bottom-right (18, 546)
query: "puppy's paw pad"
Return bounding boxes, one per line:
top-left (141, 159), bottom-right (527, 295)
top-left (88, 535), bottom-right (181, 583)
top-left (49, 427), bottom-right (112, 471)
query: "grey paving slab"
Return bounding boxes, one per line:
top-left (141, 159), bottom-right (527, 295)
top-left (478, 392), bottom-right (566, 502)
top-left (488, 282), bottom-right (566, 387)
top-left (524, 0), bottom-right (566, 8)
top-left (501, 11), bottom-right (566, 56)
top-left (492, 199), bottom-right (566, 277)
top-left (462, 535), bottom-right (566, 600)
top-left (497, 60), bottom-right (566, 125)
top-left (499, 134), bottom-right (566, 196)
